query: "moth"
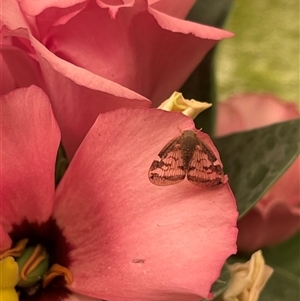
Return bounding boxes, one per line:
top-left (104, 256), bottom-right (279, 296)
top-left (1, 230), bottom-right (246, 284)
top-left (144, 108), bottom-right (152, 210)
top-left (148, 130), bottom-right (225, 187)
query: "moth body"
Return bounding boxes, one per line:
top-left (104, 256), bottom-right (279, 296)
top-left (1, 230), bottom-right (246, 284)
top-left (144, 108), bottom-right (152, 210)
top-left (148, 130), bottom-right (225, 187)
top-left (179, 131), bottom-right (198, 170)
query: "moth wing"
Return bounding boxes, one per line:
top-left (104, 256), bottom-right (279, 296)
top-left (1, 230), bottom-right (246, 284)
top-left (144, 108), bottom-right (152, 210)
top-left (187, 140), bottom-right (224, 187)
top-left (148, 142), bottom-right (186, 186)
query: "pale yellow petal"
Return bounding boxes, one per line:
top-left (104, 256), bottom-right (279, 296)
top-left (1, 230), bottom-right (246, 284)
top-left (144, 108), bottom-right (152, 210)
top-left (158, 91), bottom-right (212, 119)
top-left (220, 251), bottom-right (273, 301)
top-left (0, 257), bottom-right (19, 301)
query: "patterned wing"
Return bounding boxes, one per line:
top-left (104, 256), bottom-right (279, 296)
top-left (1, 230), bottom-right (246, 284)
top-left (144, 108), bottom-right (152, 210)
top-left (148, 141), bottom-right (186, 186)
top-left (187, 140), bottom-right (224, 187)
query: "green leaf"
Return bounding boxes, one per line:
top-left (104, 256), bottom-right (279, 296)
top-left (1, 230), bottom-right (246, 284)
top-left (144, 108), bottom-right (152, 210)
top-left (214, 119), bottom-right (300, 218)
top-left (187, 0), bottom-right (233, 28)
top-left (55, 143), bottom-right (69, 186)
top-left (263, 232), bottom-right (300, 278)
top-left (206, 264), bottom-right (231, 300)
top-left (260, 268), bottom-right (300, 301)
top-left (181, 0), bottom-right (233, 135)
top-left (180, 50), bottom-right (216, 135)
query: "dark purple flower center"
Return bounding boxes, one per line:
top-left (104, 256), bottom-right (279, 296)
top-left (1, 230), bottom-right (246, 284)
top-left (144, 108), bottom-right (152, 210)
top-left (7, 218), bottom-right (74, 300)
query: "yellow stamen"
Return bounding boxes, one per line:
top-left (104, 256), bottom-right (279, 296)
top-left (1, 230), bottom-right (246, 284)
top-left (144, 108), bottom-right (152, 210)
top-left (20, 245), bottom-right (46, 280)
top-left (43, 264), bottom-right (73, 288)
top-left (0, 257), bottom-right (19, 301)
top-left (0, 239), bottom-right (29, 260)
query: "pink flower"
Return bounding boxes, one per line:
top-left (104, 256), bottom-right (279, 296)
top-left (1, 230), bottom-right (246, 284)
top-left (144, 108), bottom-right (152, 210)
top-left (1, 86), bottom-right (238, 300)
top-left (216, 93), bottom-right (300, 252)
top-left (1, 0), bottom-right (233, 158)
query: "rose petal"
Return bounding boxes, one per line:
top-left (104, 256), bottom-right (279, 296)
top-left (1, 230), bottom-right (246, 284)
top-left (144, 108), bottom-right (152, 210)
top-left (53, 108), bottom-right (238, 300)
top-left (1, 86), bottom-right (60, 231)
top-left (0, 53), bottom-right (16, 95)
top-left (0, 226), bottom-right (12, 252)
top-left (18, 0), bottom-right (87, 16)
top-left (34, 3), bottom-right (88, 39)
top-left (148, 0), bottom-right (196, 19)
top-left (265, 156), bottom-right (300, 206)
top-left (32, 42), bottom-right (150, 158)
top-left (1, 0), bottom-right (151, 158)
top-left (216, 101), bottom-right (244, 136)
top-left (1, 0), bottom-right (29, 29)
top-left (0, 45), bottom-right (44, 95)
top-left (237, 201), bottom-right (300, 252)
top-left (217, 94), bottom-right (300, 135)
top-left (42, 0), bottom-right (232, 107)
top-left (19, 0), bottom-right (196, 20)
top-left (2, 0), bottom-right (232, 159)
top-left (96, 0), bottom-right (135, 19)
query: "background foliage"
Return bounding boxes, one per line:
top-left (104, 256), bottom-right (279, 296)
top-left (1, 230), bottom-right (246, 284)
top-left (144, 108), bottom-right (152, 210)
top-left (182, 1), bottom-right (300, 299)
top-left (216, 0), bottom-right (299, 102)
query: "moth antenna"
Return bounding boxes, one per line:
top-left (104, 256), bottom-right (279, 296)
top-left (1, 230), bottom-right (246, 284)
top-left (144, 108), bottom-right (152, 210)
top-left (177, 126), bottom-right (199, 134)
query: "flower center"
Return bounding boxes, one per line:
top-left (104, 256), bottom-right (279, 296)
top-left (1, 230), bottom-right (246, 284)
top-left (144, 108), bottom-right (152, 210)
top-left (1, 218), bottom-right (74, 299)
top-left (0, 239), bottom-right (73, 297)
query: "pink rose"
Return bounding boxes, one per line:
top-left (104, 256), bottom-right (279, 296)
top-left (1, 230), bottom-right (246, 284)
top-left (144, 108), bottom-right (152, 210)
top-left (1, 0), bottom-right (233, 158)
top-left (216, 93), bottom-right (300, 252)
top-left (1, 86), bottom-right (238, 300)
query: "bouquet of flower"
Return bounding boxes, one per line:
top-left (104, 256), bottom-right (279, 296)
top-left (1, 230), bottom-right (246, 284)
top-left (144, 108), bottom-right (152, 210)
top-left (1, 1), bottom-right (299, 301)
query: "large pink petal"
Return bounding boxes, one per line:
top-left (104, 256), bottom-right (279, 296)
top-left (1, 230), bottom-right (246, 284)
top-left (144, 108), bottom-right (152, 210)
top-left (216, 94), bottom-right (300, 135)
top-left (237, 200), bottom-right (300, 252)
top-left (216, 101), bottom-right (244, 136)
top-left (0, 50), bottom-right (16, 95)
top-left (1, 0), bottom-right (151, 158)
top-left (2, 0), bottom-right (232, 159)
top-left (53, 108), bottom-right (238, 300)
top-left (0, 45), bottom-right (44, 95)
top-left (19, 0), bottom-right (87, 16)
top-left (148, 0), bottom-right (196, 19)
top-left (19, 0), bottom-right (196, 22)
top-left (0, 86), bottom-right (60, 232)
top-left (20, 0), bottom-right (196, 41)
top-left (265, 156), bottom-right (300, 205)
top-left (43, 0), bottom-right (232, 106)
top-left (31, 42), bottom-right (150, 158)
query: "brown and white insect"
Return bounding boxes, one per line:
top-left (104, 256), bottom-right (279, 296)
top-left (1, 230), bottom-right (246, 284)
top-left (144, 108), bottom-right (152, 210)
top-left (148, 130), bottom-right (225, 187)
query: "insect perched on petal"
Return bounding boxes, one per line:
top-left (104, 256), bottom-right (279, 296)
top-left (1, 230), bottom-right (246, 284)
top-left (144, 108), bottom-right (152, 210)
top-left (148, 130), bottom-right (225, 187)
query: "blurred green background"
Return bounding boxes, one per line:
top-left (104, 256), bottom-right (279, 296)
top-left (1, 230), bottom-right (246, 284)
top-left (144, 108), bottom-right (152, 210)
top-left (216, 0), bottom-right (299, 103)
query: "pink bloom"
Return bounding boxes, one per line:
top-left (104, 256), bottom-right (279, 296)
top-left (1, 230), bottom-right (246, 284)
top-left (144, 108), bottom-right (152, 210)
top-left (1, 0), bottom-right (233, 158)
top-left (1, 85), bottom-right (238, 300)
top-left (216, 93), bottom-right (300, 252)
